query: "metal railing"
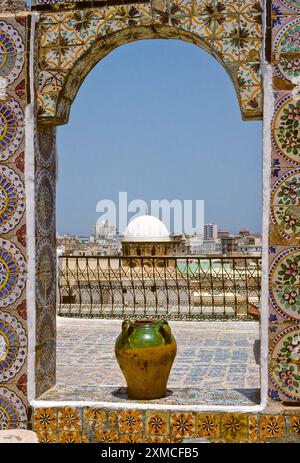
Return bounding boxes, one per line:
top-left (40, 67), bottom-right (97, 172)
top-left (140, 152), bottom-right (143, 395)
top-left (58, 255), bottom-right (261, 321)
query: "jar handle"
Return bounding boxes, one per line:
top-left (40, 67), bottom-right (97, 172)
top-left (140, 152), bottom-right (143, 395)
top-left (159, 322), bottom-right (171, 344)
top-left (122, 319), bottom-right (134, 337)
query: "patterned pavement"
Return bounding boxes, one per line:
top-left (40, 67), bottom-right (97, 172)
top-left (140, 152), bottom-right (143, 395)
top-left (41, 318), bottom-right (260, 405)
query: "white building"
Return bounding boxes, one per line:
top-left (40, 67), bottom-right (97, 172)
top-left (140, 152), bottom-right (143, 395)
top-left (237, 236), bottom-right (262, 256)
top-left (199, 239), bottom-right (222, 255)
top-left (187, 236), bottom-right (222, 255)
top-left (188, 236), bottom-right (204, 255)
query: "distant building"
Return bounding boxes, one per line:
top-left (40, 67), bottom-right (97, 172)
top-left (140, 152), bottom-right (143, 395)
top-left (219, 230), bottom-right (262, 256)
top-left (170, 233), bottom-right (188, 255)
top-left (121, 215), bottom-right (191, 266)
top-left (218, 229), bottom-right (230, 239)
top-left (93, 220), bottom-right (117, 240)
top-left (122, 215), bottom-right (172, 260)
top-left (204, 224), bottom-right (218, 240)
top-left (187, 236), bottom-right (222, 255)
top-left (237, 233), bottom-right (262, 256)
top-left (57, 233), bottom-right (121, 256)
top-left (239, 229), bottom-right (250, 237)
top-left (199, 239), bottom-right (222, 255)
top-left (220, 235), bottom-right (240, 255)
top-left (187, 235), bottom-right (204, 255)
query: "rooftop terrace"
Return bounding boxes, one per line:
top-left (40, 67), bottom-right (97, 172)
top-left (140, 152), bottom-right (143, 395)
top-left (40, 317), bottom-right (260, 406)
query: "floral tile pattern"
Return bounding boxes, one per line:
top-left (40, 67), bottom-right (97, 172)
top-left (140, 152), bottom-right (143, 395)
top-left (260, 415), bottom-right (285, 439)
top-left (196, 413), bottom-right (220, 438)
top-left (30, 406), bottom-right (300, 442)
top-left (34, 124), bottom-right (57, 397)
top-left (118, 409), bottom-right (143, 434)
top-left (170, 412), bottom-right (195, 438)
top-left (0, 12), bottom-right (29, 432)
top-left (146, 410), bottom-right (169, 436)
top-left (35, 1), bottom-right (263, 123)
top-left (289, 415), bottom-right (300, 436)
top-left (1, 0), bottom-right (300, 436)
top-left (221, 413), bottom-right (248, 440)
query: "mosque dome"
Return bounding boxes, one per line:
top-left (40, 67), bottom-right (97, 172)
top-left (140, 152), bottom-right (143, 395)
top-left (123, 215), bottom-right (170, 242)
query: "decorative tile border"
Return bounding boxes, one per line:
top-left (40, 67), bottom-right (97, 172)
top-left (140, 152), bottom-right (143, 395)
top-left (0, 12), bottom-right (29, 432)
top-left (35, 1), bottom-right (263, 123)
top-left (1, 0), bottom-right (300, 434)
top-left (31, 407), bottom-right (300, 442)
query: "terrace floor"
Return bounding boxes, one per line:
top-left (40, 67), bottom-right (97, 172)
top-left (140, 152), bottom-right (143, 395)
top-left (40, 317), bottom-right (261, 406)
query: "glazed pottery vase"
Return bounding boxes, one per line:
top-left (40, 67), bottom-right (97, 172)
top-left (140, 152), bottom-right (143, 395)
top-left (115, 319), bottom-right (177, 400)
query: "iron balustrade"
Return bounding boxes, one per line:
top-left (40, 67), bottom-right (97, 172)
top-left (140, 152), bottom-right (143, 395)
top-left (58, 255), bottom-right (261, 321)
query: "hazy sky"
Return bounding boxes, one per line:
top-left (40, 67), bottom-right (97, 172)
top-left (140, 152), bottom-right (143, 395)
top-left (57, 39), bottom-right (262, 236)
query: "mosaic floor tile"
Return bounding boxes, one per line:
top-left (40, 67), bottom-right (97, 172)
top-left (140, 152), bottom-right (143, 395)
top-left (40, 384), bottom-right (260, 406)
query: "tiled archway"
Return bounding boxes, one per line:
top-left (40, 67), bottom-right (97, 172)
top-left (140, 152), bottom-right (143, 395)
top-left (35, 0), bottom-right (263, 124)
top-left (0, 0), bottom-right (300, 442)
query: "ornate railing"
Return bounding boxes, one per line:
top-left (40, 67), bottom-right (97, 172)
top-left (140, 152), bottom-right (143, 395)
top-left (58, 255), bottom-right (261, 321)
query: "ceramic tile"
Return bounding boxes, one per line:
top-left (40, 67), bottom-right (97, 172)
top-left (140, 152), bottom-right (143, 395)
top-left (145, 410), bottom-right (170, 436)
top-left (269, 322), bottom-right (300, 360)
top-left (57, 407), bottom-right (82, 432)
top-left (36, 305), bottom-right (56, 345)
top-left (260, 414), bottom-right (286, 439)
top-left (196, 413), bottom-right (220, 438)
top-left (272, 0), bottom-right (300, 16)
top-left (221, 413), bottom-right (248, 440)
top-left (35, 430), bottom-right (58, 443)
top-left (57, 431), bottom-right (83, 443)
top-left (83, 407), bottom-right (106, 425)
top-left (269, 246), bottom-right (300, 286)
top-left (0, 347), bottom-right (27, 385)
top-left (118, 409), bottom-right (143, 434)
top-left (35, 339), bottom-right (56, 395)
top-left (119, 433), bottom-right (143, 443)
top-left (287, 415), bottom-right (300, 436)
top-left (0, 384), bottom-right (28, 427)
top-left (240, 1), bottom-right (263, 14)
top-left (248, 415), bottom-right (259, 442)
top-left (268, 327), bottom-right (300, 402)
top-left (269, 285), bottom-right (300, 322)
top-left (93, 428), bottom-right (119, 443)
top-left (271, 168), bottom-right (300, 205)
top-left (144, 435), bottom-right (171, 442)
top-left (0, 310), bottom-right (28, 348)
top-left (270, 205), bottom-right (300, 240)
top-left (33, 407), bottom-right (58, 432)
top-left (170, 412), bottom-right (195, 438)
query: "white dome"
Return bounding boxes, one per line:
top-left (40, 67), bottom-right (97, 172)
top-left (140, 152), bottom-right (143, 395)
top-left (123, 215), bottom-right (170, 241)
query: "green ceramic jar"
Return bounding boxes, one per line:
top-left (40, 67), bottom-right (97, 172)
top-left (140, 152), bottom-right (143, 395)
top-left (115, 319), bottom-right (177, 400)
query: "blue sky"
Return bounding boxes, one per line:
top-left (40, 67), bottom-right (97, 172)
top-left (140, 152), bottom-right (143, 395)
top-left (57, 39), bottom-right (262, 236)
